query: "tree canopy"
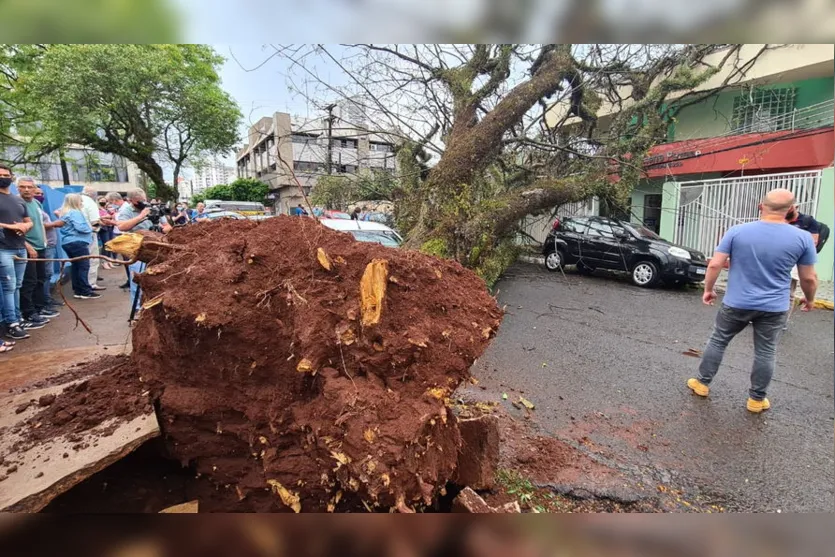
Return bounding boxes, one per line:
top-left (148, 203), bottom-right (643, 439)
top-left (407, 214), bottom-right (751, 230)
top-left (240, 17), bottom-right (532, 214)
top-left (18, 44), bottom-right (242, 200)
top-left (310, 169), bottom-right (398, 210)
top-left (274, 44), bottom-right (769, 283)
top-left (191, 178), bottom-right (270, 206)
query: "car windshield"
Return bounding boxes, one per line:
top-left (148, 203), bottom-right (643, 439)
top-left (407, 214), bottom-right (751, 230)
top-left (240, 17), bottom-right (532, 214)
top-left (349, 230), bottom-right (401, 247)
top-left (327, 212), bottom-right (352, 220)
top-left (624, 223), bottom-right (661, 240)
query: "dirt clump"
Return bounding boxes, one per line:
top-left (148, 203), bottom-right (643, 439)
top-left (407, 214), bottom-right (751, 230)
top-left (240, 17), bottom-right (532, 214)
top-left (116, 216), bottom-right (502, 512)
top-left (17, 355), bottom-right (151, 451)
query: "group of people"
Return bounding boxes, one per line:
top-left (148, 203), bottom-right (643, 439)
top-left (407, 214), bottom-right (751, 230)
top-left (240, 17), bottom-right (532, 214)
top-left (689, 188), bottom-right (824, 413)
top-left (0, 164), bottom-right (184, 350)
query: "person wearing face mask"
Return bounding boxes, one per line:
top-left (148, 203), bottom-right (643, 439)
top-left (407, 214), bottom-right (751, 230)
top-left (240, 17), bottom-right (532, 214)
top-left (104, 191), bottom-right (131, 288)
top-left (116, 189), bottom-right (171, 316)
top-left (0, 164), bottom-right (34, 341)
top-left (172, 203), bottom-right (189, 226)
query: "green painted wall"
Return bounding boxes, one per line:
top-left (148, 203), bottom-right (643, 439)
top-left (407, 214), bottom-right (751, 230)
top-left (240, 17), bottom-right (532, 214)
top-left (671, 76), bottom-right (834, 141)
top-left (660, 181), bottom-right (680, 242)
top-left (794, 76), bottom-right (834, 110)
top-left (629, 180), bottom-right (664, 224)
top-left (814, 167), bottom-right (834, 282)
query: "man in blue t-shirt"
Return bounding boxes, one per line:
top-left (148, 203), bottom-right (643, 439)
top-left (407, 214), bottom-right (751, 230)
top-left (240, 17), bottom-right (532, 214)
top-left (688, 189), bottom-right (818, 414)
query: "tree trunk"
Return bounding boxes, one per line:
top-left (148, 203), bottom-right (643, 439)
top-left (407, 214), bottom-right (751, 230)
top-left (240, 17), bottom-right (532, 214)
top-left (58, 149), bottom-right (71, 185)
top-left (135, 157), bottom-right (177, 202)
top-left (405, 47), bottom-right (574, 250)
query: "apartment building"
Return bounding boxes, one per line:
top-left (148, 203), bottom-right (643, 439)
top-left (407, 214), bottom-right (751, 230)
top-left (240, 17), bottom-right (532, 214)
top-left (4, 145), bottom-right (142, 195)
top-left (537, 44), bottom-right (835, 280)
top-left (235, 102), bottom-right (399, 214)
top-left (192, 157), bottom-right (235, 196)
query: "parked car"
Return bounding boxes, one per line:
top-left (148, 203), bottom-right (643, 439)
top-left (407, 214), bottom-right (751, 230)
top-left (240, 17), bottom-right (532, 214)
top-left (542, 216), bottom-right (708, 288)
top-left (320, 218), bottom-right (403, 248)
top-left (203, 210), bottom-right (246, 221)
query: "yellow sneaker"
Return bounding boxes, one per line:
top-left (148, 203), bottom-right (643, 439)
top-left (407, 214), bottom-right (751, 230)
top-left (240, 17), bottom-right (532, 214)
top-left (747, 398), bottom-right (771, 413)
top-left (687, 378), bottom-right (710, 397)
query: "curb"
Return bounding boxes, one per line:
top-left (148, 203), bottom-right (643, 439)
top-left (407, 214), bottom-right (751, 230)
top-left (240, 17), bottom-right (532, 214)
top-left (518, 255), bottom-right (545, 266)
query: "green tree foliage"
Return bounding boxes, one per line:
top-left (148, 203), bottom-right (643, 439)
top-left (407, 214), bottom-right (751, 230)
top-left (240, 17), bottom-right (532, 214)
top-left (21, 44), bottom-right (242, 200)
top-left (310, 169), bottom-right (399, 209)
top-left (0, 0), bottom-right (179, 42)
top-left (0, 45), bottom-right (50, 163)
top-left (191, 178), bottom-right (269, 206)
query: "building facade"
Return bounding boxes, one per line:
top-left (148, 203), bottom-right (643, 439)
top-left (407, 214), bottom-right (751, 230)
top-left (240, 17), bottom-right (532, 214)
top-left (235, 102), bottom-right (399, 215)
top-left (4, 145), bottom-right (142, 195)
top-left (191, 158), bottom-right (235, 198)
top-left (540, 44), bottom-right (835, 281)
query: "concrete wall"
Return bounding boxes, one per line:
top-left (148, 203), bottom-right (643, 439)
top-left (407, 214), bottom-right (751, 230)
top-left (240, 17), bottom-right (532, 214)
top-left (546, 44), bottom-right (834, 128)
top-left (672, 76), bottom-right (834, 141)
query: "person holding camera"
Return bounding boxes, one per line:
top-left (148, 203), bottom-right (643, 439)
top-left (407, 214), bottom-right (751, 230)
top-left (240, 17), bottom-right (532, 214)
top-left (116, 190), bottom-right (171, 316)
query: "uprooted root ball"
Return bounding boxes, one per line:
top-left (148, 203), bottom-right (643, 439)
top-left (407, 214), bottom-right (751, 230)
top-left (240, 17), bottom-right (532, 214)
top-left (125, 216), bottom-right (502, 512)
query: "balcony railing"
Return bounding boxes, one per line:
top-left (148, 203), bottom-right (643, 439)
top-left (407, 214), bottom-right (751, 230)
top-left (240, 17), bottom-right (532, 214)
top-left (728, 98), bottom-right (834, 135)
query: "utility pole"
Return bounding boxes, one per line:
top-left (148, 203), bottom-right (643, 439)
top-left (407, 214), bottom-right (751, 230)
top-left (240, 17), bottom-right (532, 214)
top-left (325, 103), bottom-right (336, 175)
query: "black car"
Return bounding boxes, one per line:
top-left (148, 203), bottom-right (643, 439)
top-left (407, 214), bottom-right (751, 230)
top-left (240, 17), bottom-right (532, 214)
top-left (543, 216), bottom-right (708, 288)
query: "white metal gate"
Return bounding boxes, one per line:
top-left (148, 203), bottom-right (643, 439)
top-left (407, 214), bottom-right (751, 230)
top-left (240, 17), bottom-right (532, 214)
top-left (517, 197), bottom-right (598, 245)
top-left (673, 170), bottom-right (822, 256)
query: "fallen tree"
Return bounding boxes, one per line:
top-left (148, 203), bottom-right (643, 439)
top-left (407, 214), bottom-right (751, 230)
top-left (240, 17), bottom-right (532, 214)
top-left (273, 44), bottom-right (774, 283)
top-left (106, 217), bottom-right (502, 512)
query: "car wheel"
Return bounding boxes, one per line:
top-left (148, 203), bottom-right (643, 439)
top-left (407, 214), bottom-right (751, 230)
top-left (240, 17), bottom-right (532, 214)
top-left (631, 260), bottom-right (660, 288)
top-left (544, 249), bottom-right (564, 272)
top-left (576, 261), bottom-right (595, 275)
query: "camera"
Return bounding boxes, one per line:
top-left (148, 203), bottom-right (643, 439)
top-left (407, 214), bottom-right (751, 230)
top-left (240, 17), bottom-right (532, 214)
top-left (147, 201), bottom-right (171, 230)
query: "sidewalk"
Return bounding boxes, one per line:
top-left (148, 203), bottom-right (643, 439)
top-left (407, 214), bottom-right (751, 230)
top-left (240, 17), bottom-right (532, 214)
top-left (714, 269), bottom-right (834, 303)
top-left (4, 265), bottom-right (133, 360)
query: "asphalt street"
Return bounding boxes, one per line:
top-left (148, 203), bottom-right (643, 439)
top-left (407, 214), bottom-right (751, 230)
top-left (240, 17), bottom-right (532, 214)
top-left (472, 263), bottom-right (834, 512)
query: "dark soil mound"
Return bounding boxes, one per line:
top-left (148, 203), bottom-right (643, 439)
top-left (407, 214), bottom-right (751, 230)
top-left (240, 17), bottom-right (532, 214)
top-left (127, 216), bottom-right (502, 512)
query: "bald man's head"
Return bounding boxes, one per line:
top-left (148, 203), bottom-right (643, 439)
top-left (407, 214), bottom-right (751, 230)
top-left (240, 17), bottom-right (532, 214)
top-left (761, 189), bottom-right (795, 214)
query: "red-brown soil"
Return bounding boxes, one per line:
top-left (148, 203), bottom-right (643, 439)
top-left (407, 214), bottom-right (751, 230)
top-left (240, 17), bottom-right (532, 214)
top-left (122, 216), bottom-right (502, 512)
top-left (13, 355), bottom-right (151, 451)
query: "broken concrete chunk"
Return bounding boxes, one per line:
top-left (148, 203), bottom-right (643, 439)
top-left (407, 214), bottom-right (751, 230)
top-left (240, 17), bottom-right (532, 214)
top-left (452, 487), bottom-right (494, 513)
top-left (454, 414), bottom-right (499, 491)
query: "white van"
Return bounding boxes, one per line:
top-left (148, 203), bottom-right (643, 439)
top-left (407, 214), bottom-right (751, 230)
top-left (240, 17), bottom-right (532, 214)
top-left (320, 218), bottom-right (403, 248)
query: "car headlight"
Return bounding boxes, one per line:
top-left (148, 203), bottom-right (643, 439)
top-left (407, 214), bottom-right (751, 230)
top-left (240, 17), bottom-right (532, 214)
top-left (668, 247), bottom-right (691, 260)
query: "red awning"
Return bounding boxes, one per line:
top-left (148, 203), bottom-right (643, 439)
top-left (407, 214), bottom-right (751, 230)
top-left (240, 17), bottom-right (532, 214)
top-left (609, 127), bottom-right (833, 179)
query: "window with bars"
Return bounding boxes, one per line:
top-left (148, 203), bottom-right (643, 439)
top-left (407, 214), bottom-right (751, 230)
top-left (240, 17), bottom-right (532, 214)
top-left (731, 88), bottom-right (796, 133)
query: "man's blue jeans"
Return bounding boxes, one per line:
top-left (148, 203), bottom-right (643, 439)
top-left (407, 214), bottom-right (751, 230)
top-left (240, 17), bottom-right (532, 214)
top-left (129, 260), bottom-right (146, 313)
top-left (698, 304), bottom-right (788, 401)
top-left (0, 248), bottom-right (27, 325)
top-left (42, 245), bottom-right (58, 308)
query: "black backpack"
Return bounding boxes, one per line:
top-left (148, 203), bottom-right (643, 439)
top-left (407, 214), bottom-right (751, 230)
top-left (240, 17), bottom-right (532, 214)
top-left (816, 222), bottom-right (829, 254)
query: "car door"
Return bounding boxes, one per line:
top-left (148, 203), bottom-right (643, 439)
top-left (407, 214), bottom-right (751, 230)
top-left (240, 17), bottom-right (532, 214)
top-left (606, 220), bottom-right (632, 271)
top-left (584, 218), bottom-right (624, 270)
top-left (558, 217), bottom-right (589, 260)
